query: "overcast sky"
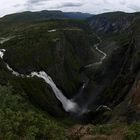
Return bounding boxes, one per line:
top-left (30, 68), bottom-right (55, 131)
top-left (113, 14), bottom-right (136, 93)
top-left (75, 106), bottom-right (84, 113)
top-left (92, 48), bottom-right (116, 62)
top-left (0, 0), bottom-right (140, 17)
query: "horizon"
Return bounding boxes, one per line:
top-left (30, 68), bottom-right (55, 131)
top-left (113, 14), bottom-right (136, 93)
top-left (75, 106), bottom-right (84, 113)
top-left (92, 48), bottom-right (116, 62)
top-left (0, 9), bottom-right (138, 18)
top-left (0, 0), bottom-right (140, 18)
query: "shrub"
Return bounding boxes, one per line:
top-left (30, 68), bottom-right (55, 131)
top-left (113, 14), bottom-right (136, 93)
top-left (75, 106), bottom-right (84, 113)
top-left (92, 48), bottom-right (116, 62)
top-left (0, 85), bottom-right (66, 140)
top-left (92, 124), bottom-right (113, 135)
top-left (125, 122), bottom-right (140, 140)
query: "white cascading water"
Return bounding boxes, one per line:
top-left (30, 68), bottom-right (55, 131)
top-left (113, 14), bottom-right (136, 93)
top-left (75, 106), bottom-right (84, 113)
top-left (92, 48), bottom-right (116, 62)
top-left (48, 29), bottom-right (57, 32)
top-left (48, 28), bottom-right (82, 33)
top-left (31, 71), bottom-right (80, 113)
top-left (0, 37), bottom-right (15, 44)
top-left (0, 49), bottom-right (5, 58)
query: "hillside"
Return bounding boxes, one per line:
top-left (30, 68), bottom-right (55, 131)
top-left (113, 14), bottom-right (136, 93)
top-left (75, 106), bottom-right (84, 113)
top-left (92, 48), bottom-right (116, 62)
top-left (0, 10), bottom-right (92, 36)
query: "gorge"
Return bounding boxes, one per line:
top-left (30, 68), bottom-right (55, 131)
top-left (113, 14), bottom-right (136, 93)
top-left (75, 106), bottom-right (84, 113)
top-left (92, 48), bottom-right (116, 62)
top-left (0, 35), bottom-right (109, 116)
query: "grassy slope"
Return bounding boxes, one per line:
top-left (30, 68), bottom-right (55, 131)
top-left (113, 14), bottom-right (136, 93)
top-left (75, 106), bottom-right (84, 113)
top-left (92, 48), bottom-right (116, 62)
top-left (0, 85), bottom-right (67, 140)
top-left (2, 84), bottom-right (140, 140)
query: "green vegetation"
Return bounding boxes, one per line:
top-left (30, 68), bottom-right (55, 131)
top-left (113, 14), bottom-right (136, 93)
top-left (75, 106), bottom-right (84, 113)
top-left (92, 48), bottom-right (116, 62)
top-left (0, 85), bottom-right (66, 140)
top-left (92, 124), bottom-right (114, 135)
top-left (67, 123), bottom-right (140, 140)
top-left (19, 77), bottom-right (66, 117)
top-left (2, 82), bottom-right (140, 140)
top-left (125, 122), bottom-right (140, 140)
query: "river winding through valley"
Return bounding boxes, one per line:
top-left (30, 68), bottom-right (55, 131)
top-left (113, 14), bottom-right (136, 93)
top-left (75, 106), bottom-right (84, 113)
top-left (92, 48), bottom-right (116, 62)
top-left (0, 34), bottom-right (109, 115)
top-left (84, 35), bottom-right (107, 68)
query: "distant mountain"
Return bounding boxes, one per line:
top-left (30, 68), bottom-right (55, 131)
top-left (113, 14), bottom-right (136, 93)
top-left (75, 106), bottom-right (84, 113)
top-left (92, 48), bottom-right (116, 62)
top-left (0, 10), bottom-right (93, 23)
top-left (88, 11), bottom-right (140, 35)
top-left (0, 10), bottom-right (92, 36)
top-left (64, 12), bottom-right (93, 19)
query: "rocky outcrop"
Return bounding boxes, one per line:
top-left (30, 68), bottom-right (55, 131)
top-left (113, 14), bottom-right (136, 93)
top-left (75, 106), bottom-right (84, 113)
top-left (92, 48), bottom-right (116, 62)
top-left (95, 21), bottom-right (140, 122)
top-left (88, 12), bottom-right (140, 35)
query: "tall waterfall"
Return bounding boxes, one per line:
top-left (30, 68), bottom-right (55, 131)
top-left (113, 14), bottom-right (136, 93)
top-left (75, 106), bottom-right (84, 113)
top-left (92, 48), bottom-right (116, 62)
top-left (0, 46), bottom-right (81, 114)
top-left (31, 71), bottom-right (80, 113)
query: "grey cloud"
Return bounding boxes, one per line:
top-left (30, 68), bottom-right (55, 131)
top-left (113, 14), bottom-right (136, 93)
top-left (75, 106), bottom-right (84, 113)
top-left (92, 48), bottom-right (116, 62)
top-left (92, 2), bottom-right (101, 6)
top-left (120, 0), bottom-right (126, 5)
top-left (103, 8), bottom-right (110, 12)
top-left (128, 4), bottom-right (140, 11)
top-left (25, 0), bottom-right (50, 10)
top-left (50, 2), bottom-right (83, 9)
top-left (28, 0), bottom-right (50, 5)
top-left (13, 4), bottom-right (21, 8)
top-left (102, 0), bottom-right (109, 4)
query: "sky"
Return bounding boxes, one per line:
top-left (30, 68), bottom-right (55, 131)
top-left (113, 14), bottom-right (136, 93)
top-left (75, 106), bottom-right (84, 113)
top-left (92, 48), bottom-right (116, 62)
top-left (0, 0), bottom-right (140, 17)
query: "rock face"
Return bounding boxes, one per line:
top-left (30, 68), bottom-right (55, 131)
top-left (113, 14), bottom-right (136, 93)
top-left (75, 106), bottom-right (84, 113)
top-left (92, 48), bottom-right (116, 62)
top-left (112, 70), bottom-right (140, 123)
top-left (88, 13), bottom-right (140, 122)
top-left (67, 124), bottom-right (94, 140)
top-left (88, 12), bottom-right (140, 35)
top-left (81, 135), bottom-right (108, 140)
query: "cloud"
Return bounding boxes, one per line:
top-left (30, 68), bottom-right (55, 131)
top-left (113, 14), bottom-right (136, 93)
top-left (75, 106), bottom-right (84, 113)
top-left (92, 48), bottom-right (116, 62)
top-left (28, 0), bottom-right (50, 4)
top-left (26, 0), bottom-right (51, 9)
top-left (50, 2), bottom-right (83, 9)
top-left (128, 4), bottom-right (140, 11)
top-left (120, 0), bottom-right (126, 5)
top-left (0, 0), bottom-right (140, 17)
top-left (13, 4), bottom-right (21, 8)
top-left (103, 8), bottom-right (111, 12)
top-left (102, 0), bottom-right (109, 4)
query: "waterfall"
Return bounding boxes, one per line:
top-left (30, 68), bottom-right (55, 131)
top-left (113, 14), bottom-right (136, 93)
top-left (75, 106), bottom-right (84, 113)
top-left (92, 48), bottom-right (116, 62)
top-left (31, 71), bottom-right (80, 113)
top-left (0, 46), bottom-right (81, 114)
top-left (0, 37), bottom-right (15, 44)
top-left (48, 29), bottom-right (57, 33)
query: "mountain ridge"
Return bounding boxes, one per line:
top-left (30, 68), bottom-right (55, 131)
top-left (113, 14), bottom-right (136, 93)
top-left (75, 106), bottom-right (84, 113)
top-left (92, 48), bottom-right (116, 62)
top-left (0, 10), bottom-right (93, 21)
